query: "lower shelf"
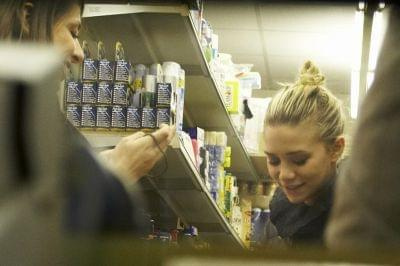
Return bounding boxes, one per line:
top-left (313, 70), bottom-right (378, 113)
top-left (83, 131), bottom-right (245, 248)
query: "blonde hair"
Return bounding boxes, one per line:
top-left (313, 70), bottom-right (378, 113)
top-left (264, 60), bottom-right (345, 144)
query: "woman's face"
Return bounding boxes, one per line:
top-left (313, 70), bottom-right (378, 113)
top-left (264, 122), bottom-right (338, 205)
top-left (52, 4), bottom-right (83, 69)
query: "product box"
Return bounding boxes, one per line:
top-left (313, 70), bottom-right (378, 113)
top-left (111, 105), bottom-right (127, 129)
top-left (141, 107), bottom-right (156, 129)
top-left (66, 104), bottom-right (81, 127)
top-left (82, 58), bottom-right (98, 81)
top-left (65, 81), bottom-right (82, 104)
top-left (82, 82), bottom-right (97, 104)
top-left (96, 105), bottom-right (111, 129)
top-left (224, 80), bottom-right (240, 114)
top-left (97, 81), bottom-right (113, 105)
top-left (187, 127), bottom-right (205, 169)
top-left (115, 60), bottom-right (131, 83)
top-left (199, 147), bottom-right (210, 189)
top-left (224, 174), bottom-right (236, 221)
top-left (112, 82), bottom-right (128, 105)
top-left (81, 104), bottom-right (97, 128)
top-left (127, 106), bottom-right (142, 130)
top-left (98, 59), bottom-right (114, 81)
top-left (156, 82), bottom-right (172, 106)
top-left (157, 107), bottom-right (172, 127)
top-left (176, 87), bottom-right (185, 132)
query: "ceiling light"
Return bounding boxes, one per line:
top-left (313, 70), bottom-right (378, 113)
top-left (350, 10), bottom-right (364, 119)
top-left (351, 70), bottom-right (360, 119)
top-left (358, 1), bottom-right (365, 11)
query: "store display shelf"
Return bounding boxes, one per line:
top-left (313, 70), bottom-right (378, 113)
top-left (249, 153), bottom-right (270, 180)
top-left (83, 132), bottom-right (244, 248)
top-left (81, 3), bottom-right (258, 181)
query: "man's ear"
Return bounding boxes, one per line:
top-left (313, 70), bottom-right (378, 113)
top-left (19, 1), bottom-right (33, 38)
top-left (330, 136), bottom-right (345, 162)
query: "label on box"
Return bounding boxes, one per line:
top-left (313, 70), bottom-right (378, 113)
top-left (82, 58), bottom-right (98, 81)
top-left (97, 82), bottom-right (112, 104)
top-left (98, 59), bottom-right (114, 81)
top-left (115, 60), bottom-right (130, 82)
top-left (81, 105), bottom-right (96, 128)
top-left (176, 87), bottom-right (185, 131)
top-left (112, 82), bottom-right (128, 105)
top-left (141, 107), bottom-right (156, 129)
top-left (96, 106), bottom-right (111, 128)
top-left (66, 104), bottom-right (81, 127)
top-left (157, 107), bottom-right (170, 127)
top-left (156, 83), bottom-right (172, 106)
top-left (134, 78), bottom-right (142, 90)
top-left (82, 82), bottom-right (97, 104)
top-left (66, 81), bottom-right (82, 104)
top-left (127, 107), bottom-right (142, 129)
top-left (111, 105), bottom-right (126, 129)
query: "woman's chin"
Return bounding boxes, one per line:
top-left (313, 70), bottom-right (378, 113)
top-left (286, 195), bottom-right (305, 204)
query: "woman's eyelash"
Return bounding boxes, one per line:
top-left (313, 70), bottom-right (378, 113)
top-left (293, 158), bottom-right (308, 165)
top-left (267, 158), bottom-right (280, 166)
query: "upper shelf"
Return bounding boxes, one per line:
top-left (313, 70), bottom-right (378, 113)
top-left (81, 3), bottom-right (259, 181)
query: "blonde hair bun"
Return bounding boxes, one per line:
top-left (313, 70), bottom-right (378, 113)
top-left (297, 60), bottom-right (325, 88)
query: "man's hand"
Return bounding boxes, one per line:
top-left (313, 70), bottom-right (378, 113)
top-left (100, 124), bottom-right (175, 184)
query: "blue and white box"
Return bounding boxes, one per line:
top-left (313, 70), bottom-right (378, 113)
top-left (65, 81), bottom-right (82, 104)
top-left (81, 104), bottom-right (96, 128)
top-left (115, 60), bottom-right (131, 82)
top-left (98, 59), bottom-right (114, 81)
top-left (82, 58), bottom-right (98, 81)
top-left (141, 107), bottom-right (156, 129)
top-left (112, 82), bottom-right (128, 105)
top-left (97, 81), bottom-right (113, 105)
top-left (127, 106), bottom-right (142, 129)
top-left (66, 104), bottom-right (81, 127)
top-left (82, 82), bottom-right (97, 104)
top-left (96, 106), bottom-right (111, 129)
top-left (111, 105), bottom-right (127, 129)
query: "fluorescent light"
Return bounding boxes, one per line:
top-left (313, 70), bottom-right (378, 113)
top-left (368, 11), bottom-right (384, 72)
top-left (350, 10), bottom-right (364, 119)
top-left (352, 11), bottom-right (364, 70)
top-left (358, 1), bottom-right (365, 11)
top-left (351, 70), bottom-right (360, 119)
top-left (367, 71), bottom-right (375, 90)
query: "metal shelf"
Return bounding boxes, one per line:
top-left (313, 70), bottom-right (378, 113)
top-left (249, 153), bottom-right (270, 180)
top-left (79, 2), bottom-right (258, 248)
top-left (81, 3), bottom-right (258, 182)
top-left (83, 132), bottom-right (244, 248)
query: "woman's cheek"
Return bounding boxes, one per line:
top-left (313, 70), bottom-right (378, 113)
top-left (267, 165), bottom-right (278, 180)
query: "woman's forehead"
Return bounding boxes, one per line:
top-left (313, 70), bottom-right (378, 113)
top-left (56, 4), bottom-right (81, 26)
top-left (264, 123), bottom-right (322, 152)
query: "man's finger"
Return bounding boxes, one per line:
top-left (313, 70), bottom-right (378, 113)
top-left (152, 126), bottom-right (171, 148)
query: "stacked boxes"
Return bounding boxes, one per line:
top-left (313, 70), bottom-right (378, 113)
top-left (65, 41), bottom-right (185, 132)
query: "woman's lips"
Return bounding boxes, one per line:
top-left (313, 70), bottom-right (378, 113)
top-left (282, 183), bottom-right (305, 196)
top-left (285, 183), bottom-right (304, 190)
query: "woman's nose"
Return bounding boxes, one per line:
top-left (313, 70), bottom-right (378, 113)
top-left (71, 39), bottom-right (84, 64)
top-left (278, 164), bottom-right (296, 183)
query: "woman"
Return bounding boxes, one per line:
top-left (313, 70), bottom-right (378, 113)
top-left (264, 60), bottom-right (345, 246)
top-left (0, 0), bottom-right (175, 232)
